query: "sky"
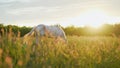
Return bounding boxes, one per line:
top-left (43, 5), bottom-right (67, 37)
top-left (0, 0), bottom-right (120, 27)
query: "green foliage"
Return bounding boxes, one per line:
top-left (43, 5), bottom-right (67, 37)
top-left (0, 24), bottom-right (32, 37)
top-left (1, 23), bottom-right (120, 36)
top-left (64, 23), bottom-right (120, 36)
top-left (113, 24), bottom-right (120, 36)
top-left (19, 26), bottom-right (32, 37)
top-left (64, 26), bottom-right (82, 36)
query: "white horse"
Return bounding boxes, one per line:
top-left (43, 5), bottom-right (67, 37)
top-left (24, 24), bottom-right (67, 44)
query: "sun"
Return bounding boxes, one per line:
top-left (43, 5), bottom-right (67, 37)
top-left (79, 9), bottom-right (108, 28)
top-left (66, 9), bottom-right (120, 27)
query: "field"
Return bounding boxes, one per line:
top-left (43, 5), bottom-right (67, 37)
top-left (0, 31), bottom-right (120, 68)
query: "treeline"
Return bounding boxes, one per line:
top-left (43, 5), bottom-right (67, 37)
top-left (0, 24), bottom-right (120, 37)
top-left (0, 24), bottom-right (32, 37)
top-left (64, 24), bottom-right (120, 36)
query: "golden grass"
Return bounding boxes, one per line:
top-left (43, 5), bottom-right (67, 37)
top-left (0, 28), bottom-right (120, 68)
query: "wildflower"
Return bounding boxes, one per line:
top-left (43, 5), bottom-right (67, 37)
top-left (5, 56), bottom-right (13, 68)
top-left (17, 60), bottom-right (23, 66)
top-left (0, 48), bottom-right (3, 57)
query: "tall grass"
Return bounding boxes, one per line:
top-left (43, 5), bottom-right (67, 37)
top-left (0, 28), bottom-right (120, 68)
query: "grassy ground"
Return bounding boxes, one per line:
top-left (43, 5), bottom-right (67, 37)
top-left (0, 31), bottom-right (120, 68)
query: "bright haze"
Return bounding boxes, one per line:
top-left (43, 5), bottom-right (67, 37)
top-left (0, 0), bottom-right (120, 27)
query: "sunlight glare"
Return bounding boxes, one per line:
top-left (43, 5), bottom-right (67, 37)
top-left (79, 9), bottom-right (108, 28)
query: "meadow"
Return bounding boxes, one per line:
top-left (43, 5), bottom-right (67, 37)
top-left (0, 29), bottom-right (120, 68)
